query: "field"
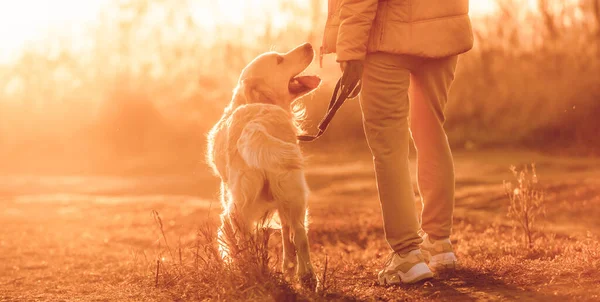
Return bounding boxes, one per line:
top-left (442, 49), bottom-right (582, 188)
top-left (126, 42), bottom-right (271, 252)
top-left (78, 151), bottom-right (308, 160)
top-left (2, 144), bottom-right (600, 301)
top-left (1, 0), bottom-right (600, 301)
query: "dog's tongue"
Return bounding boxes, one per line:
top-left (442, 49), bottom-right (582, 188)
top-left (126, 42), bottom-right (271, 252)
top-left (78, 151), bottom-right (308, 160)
top-left (295, 75), bottom-right (321, 89)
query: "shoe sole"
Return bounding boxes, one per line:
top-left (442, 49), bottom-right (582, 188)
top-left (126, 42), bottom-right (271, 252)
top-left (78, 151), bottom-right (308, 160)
top-left (422, 250), bottom-right (457, 272)
top-left (405, 271), bottom-right (434, 284)
top-left (378, 263), bottom-right (434, 285)
top-left (431, 261), bottom-right (457, 272)
top-left (378, 272), bottom-right (434, 286)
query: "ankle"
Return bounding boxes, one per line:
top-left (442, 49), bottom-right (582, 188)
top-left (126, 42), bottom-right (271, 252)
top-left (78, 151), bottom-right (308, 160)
top-left (427, 234), bottom-right (450, 241)
top-left (395, 248), bottom-right (421, 257)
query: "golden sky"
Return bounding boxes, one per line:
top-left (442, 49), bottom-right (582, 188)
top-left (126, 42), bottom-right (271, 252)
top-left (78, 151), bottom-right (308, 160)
top-left (0, 0), bottom-right (556, 62)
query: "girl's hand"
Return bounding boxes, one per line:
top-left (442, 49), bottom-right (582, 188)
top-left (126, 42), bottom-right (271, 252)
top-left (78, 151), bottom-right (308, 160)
top-left (338, 60), bottom-right (363, 98)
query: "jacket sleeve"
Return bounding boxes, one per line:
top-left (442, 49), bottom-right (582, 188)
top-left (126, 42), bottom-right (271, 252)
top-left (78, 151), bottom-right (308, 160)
top-left (336, 0), bottom-right (379, 61)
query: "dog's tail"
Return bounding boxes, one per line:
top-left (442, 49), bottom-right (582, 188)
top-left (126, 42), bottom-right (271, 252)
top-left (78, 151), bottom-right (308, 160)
top-left (237, 122), bottom-right (303, 171)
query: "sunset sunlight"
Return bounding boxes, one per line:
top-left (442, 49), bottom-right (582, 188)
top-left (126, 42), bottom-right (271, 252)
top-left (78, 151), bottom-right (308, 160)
top-left (470, 0), bottom-right (499, 16)
top-left (1, 0), bottom-right (599, 301)
top-left (0, 0), bottom-right (107, 61)
top-left (0, 0), bottom-right (505, 60)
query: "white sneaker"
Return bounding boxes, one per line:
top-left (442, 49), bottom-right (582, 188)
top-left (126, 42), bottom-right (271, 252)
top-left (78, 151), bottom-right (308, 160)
top-left (377, 249), bottom-right (433, 285)
top-left (420, 234), bottom-right (457, 271)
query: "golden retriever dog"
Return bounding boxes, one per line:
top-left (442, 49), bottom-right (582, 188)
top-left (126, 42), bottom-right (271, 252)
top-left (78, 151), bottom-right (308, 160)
top-left (206, 43), bottom-right (321, 289)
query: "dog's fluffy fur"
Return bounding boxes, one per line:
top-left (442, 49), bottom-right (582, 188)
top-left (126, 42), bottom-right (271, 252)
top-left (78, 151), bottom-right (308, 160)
top-left (206, 43), bottom-right (321, 288)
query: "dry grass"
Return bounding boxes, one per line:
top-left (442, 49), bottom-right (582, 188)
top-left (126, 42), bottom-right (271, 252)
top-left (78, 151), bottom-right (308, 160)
top-left (1, 150), bottom-right (600, 301)
top-left (504, 163), bottom-right (547, 249)
top-left (143, 191), bottom-right (600, 301)
top-left (147, 210), bottom-right (339, 301)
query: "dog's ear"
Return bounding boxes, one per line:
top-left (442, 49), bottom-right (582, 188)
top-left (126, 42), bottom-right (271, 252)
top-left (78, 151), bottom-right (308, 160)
top-left (241, 78), bottom-right (277, 105)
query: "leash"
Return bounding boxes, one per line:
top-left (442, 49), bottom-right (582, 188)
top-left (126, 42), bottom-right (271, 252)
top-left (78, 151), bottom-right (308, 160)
top-left (297, 78), bottom-right (361, 142)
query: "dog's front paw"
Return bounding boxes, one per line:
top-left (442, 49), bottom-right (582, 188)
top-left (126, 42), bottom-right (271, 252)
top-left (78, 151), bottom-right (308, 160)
top-left (299, 272), bottom-right (318, 292)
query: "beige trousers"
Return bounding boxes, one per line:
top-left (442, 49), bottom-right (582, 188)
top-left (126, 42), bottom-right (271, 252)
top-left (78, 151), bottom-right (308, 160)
top-left (359, 52), bottom-right (458, 255)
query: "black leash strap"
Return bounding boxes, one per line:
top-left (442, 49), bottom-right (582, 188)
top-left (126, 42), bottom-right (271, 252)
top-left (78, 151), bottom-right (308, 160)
top-left (297, 78), bottom-right (361, 142)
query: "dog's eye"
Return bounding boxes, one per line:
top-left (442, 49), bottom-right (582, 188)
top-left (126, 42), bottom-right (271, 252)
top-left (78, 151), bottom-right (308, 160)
top-left (276, 56), bottom-right (284, 65)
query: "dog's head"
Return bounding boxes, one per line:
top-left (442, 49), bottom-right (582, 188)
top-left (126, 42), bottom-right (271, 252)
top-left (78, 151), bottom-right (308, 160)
top-left (232, 43), bottom-right (321, 109)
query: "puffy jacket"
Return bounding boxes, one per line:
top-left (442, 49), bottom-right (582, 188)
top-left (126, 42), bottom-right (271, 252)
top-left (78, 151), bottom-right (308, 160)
top-left (321, 0), bottom-right (474, 62)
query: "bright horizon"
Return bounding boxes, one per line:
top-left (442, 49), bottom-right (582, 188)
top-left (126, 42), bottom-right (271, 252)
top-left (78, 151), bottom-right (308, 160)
top-left (0, 0), bottom-right (107, 62)
top-left (0, 0), bottom-right (512, 63)
top-left (4, 0), bottom-right (590, 65)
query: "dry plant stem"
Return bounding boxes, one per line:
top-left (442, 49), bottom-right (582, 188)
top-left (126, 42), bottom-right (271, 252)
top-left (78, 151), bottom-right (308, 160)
top-left (153, 210), bottom-right (175, 261)
top-left (504, 163), bottom-right (546, 249)
top-left (155, 259), bottom-right (160, 288)
top-left (320, 254), bottom-right (328, 294)
top-left (178, 237), bottom-right (182, 266)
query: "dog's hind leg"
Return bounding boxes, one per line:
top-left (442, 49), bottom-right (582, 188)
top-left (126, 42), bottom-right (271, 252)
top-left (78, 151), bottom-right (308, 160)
top-left (279, 214), bottom-right (297, 281)
top-left (217, 180), bottom-right (243, 262)
top-left (221, 171), bottom-right (265, 255)
top-left (217, 181), bottom-right (234, 261)
top-left (217, 213), bottom-right (235, 262)
top-left (219, 181), bottom-right (229, 209)
top-left (271, 170), bottom-right (317, 290)
top-left (290, 209), bottom-right (316, 290)
top-left (218, 206), bottom-right (251, 262)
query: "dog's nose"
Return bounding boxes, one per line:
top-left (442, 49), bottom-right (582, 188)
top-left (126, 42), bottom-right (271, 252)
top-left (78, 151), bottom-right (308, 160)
top-left (303, 43), bottom-right (313, 51)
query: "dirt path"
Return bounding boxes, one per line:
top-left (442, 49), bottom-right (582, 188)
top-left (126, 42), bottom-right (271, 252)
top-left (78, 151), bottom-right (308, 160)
top-left (1, 149), bottom-right (599, 301)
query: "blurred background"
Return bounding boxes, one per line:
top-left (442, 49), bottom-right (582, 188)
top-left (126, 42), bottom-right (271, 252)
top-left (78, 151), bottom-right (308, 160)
top-left (0, 0), bottom-right (598, 177)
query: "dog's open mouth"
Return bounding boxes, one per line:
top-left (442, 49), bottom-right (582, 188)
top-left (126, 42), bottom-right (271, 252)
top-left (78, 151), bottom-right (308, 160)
top-left (289, 75), bottom-right (321, 95)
